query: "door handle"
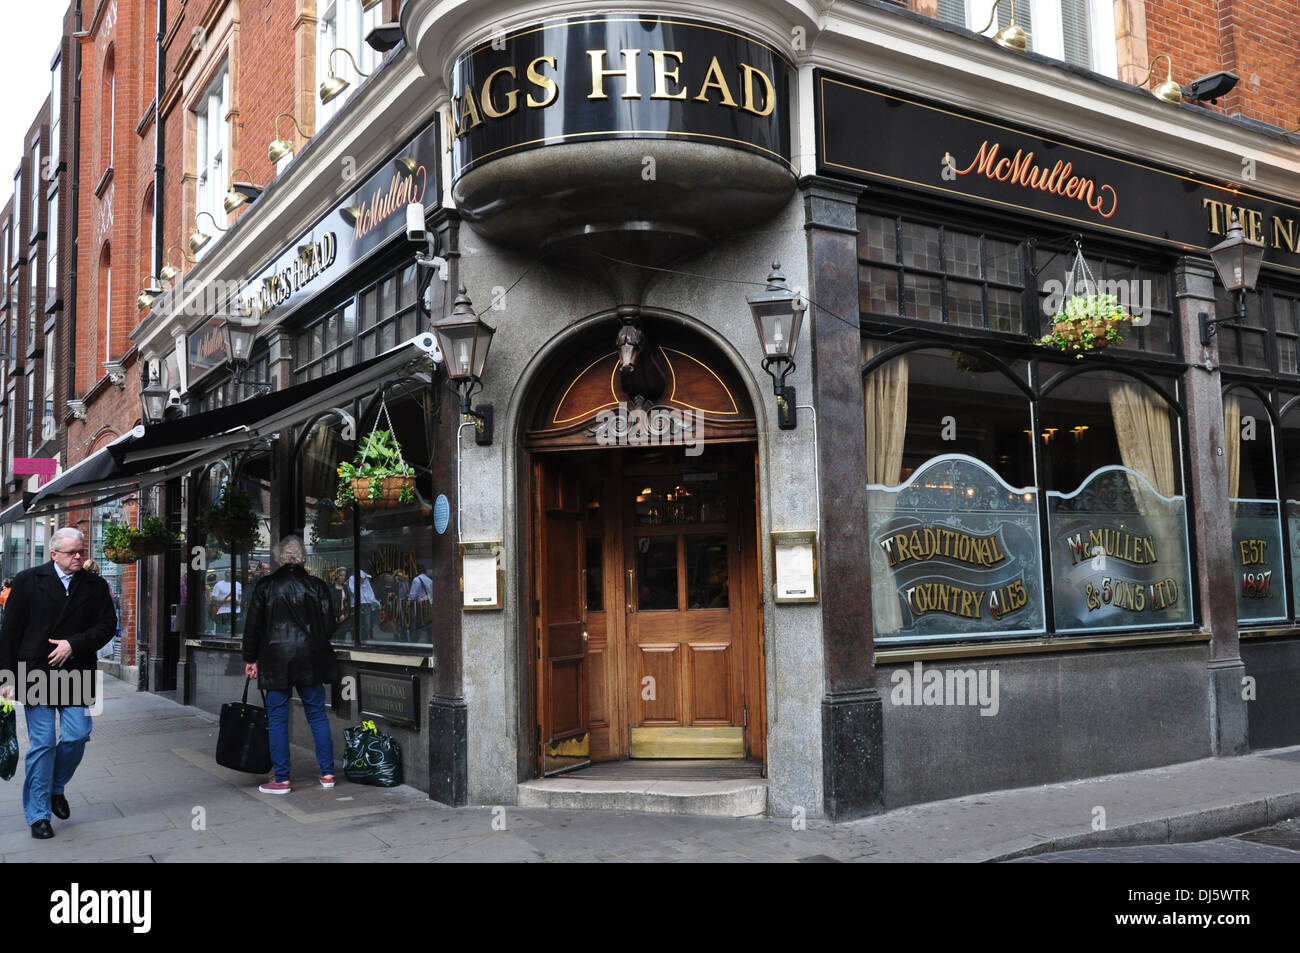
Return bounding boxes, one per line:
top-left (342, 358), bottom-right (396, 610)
top-left (581, 629), bottom-right (589, 642)
top-left (626, 569), bottom-right (635, 613)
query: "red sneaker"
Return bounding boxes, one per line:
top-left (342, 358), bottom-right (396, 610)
top-left (320, 774), bottom-right (336, 789)
top-left (258, 779), bottom-right (291, 795)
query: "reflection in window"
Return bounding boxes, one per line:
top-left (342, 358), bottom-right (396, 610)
top-left (634, 479), bottom-right (726, 524)
top-left (859, 214), bottom-right (1025, 334)
top-left (863, 344), bottom-right (1034, 490)
top-left (302, 390), bottom-right (437, 647)
top-left (1042, 370), bottom-right (1191, 633)
top-left (584, 538), bottom-right (603, 612)
top-left (636, 537), bottom-right (677, 611)
top-left (1225, 389), bottom-right (1286, 623)
top-left (864, 347), bottom-right (1193, 641)
top-left (686, 536), bottom-right (728, 609)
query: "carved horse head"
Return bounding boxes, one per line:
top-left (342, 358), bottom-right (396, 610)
top-left (616, 323), bottom-right (667, 407)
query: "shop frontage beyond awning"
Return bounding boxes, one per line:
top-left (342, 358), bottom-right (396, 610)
top-left (16, 334), bottom-right (440, 518)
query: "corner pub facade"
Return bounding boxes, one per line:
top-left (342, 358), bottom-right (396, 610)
top-left (104, 0), bottom-right (1298, 819)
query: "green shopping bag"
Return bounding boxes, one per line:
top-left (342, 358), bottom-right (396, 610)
top-left (0, 698), bottom-right (18, 782)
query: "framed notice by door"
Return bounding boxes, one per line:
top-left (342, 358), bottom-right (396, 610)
top-left (772, 531), bottom-right (818, 603)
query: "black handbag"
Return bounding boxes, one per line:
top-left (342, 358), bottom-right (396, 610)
top-left (215, 677), bottom-right (272, 774)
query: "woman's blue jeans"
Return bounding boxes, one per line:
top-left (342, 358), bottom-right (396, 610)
top-left (265, 684), bottom-right (335, 782)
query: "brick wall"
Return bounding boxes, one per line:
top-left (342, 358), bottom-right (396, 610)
top-left (1145, 0), bottom-right (1300, 130)
top-left (71, 0), bottom-right (158, 667)
top-left (902, 0), bottom-right (1300, 133)
top-left (159, 0), bottom-right (311, 281)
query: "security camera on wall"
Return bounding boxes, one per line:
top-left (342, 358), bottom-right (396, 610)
top-left (406, 202), bottom-right (427, 245)
top-left (410, 202), bottom-right (449, 282)
top-left (163, 389), bottom-right (185, 421)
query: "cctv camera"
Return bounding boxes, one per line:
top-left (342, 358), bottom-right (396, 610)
top-left (366, 22), bottom-right (404, 53)
top-left (166, 389), bottom-right (183, 408)
top-left (1182, 71), bottom-right (1239, 104)
top-left (406, 203), bottom-right (427, 244)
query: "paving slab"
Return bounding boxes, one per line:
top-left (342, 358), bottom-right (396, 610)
top-left (3, 673), bottom-right (1300, 862)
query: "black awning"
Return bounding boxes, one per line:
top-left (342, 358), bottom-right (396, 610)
top-left (20, 427), bottom-right (198, 515)
top-left (118, 334), bottom-right (440, 465)
top-left (16, 335), bottom-right (438, 518)
top-left (0, 499), bottom-right (27, 526)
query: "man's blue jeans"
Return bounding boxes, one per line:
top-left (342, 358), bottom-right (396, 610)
top-left (23, 705), bottom-right (92, 826)
top-left (266, 684), bottom-right (335, 782)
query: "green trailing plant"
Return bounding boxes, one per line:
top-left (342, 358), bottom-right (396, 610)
top-left (137, 516), bottom-right (174, 540)
top-left (198, 483), bottom-right (264, 551)
top-left (952, 350), bottom-right (995, 374)
top-left (1038, 293), bottom-right (1134, 358)
top-left (336, 429), bottom-right (416, 508)
top-left (103, 522), bottom-right (139, 563)
top-left (102, 518), bottom-right (178, 562)
top-left (129, 515), bottom-right (180, 556)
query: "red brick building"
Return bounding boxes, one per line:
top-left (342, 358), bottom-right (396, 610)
top-left (55, 0), bottom-right (160, 683)
top-left (908, 0), bottom-right (1300, 130)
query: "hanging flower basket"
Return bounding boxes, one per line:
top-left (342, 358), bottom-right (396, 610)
top-left (1037, 244), bottom-right (1134, 358)
top-left (336, 418), bottom-right (416, 510)
top-left (209, 517), bottom-right (257, 542)
top-left (104, 544), bottom-right (139, 565)
top-left (198, 483), bottom-right (263, 552)
top-left (1038, 295), bottom-right (1133, 356)
top-left (953, 350), bottom-right (996, 374)
top-left (350, 475), bottom-right (416, 509)
top-left (129, 536), bottom-right (169, 557)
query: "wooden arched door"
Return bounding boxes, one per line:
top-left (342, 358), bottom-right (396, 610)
top-left (528, 322), bottom-right (764, 772)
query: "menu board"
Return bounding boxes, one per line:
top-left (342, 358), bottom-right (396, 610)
top-left (1048, 467), bottom-right (1193, 632)
top-left (1232, 500), bottom-right (1287, 623)
top-left (867, 455), bottom-right (1045, 641)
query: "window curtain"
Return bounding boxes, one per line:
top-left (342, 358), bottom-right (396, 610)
top-left (863, 342), bottom-right (908, 486)
top-left (863, 342), bottom-right (909, 633)
top-left (1109, 379), bottom-right (1176, 513)
top-left (1224, 393), bottom-right (1242, 500)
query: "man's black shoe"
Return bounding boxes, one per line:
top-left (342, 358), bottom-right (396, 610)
top-left (30, 819), bottom-right (54, 839)
top-left (51, 794), bottom-right (70, 819)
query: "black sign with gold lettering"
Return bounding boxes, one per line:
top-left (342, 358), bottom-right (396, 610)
top-left (449, 15), bottom-right (792, 178)
top-left (816, 72), bottom-right (1300, 276)
top-left (358, 670), bottom-right (420, 730)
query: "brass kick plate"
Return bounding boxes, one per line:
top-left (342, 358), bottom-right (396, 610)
top-left (629, 726), bottom-right (744, 759)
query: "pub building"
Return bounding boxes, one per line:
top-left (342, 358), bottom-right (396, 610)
top-left (26, 0), bottom-right (1300, 820)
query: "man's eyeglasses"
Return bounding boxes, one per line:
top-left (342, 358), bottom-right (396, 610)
top-left (55, 549), bottom-right (86, 557)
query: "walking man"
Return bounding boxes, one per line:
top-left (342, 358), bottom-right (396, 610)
top-left (0, 528), bottom-right (117, 839)
top-left (243, 535), bottom-right (340, 794)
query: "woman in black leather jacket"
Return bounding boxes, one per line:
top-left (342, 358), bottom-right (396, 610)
top-left (242, 535), bottom-right (341, 794)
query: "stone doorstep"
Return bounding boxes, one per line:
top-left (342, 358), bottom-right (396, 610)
top-left (516, 778), bottom-right (769, 818)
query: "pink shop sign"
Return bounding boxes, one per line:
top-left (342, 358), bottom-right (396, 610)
top-left (13, 457), bottom-right (57, 486)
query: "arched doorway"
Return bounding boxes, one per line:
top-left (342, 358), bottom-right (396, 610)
top-left (523, 316), bottom-right (765, 775)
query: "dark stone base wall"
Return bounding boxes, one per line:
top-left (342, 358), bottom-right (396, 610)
top-left (822, 691), bottom-right (883, 821)
top-left (876, 644), bottom-right (1213, 808)
top-left (1241, 637), bottom-right (1300, 750)
top-left (428, 694), bottom-right (468, 806)
top-left (189, 647), bottom-right (452, 797)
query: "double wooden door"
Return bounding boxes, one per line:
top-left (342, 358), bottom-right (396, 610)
top-left (535, 446), bottom-right (761, 774)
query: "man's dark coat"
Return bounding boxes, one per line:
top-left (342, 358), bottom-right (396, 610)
top-left (0, 562), bottom-right (117, 706)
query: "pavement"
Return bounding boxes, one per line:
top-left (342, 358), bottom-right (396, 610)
top-left (3, 673), bottom-right (1300, 863)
